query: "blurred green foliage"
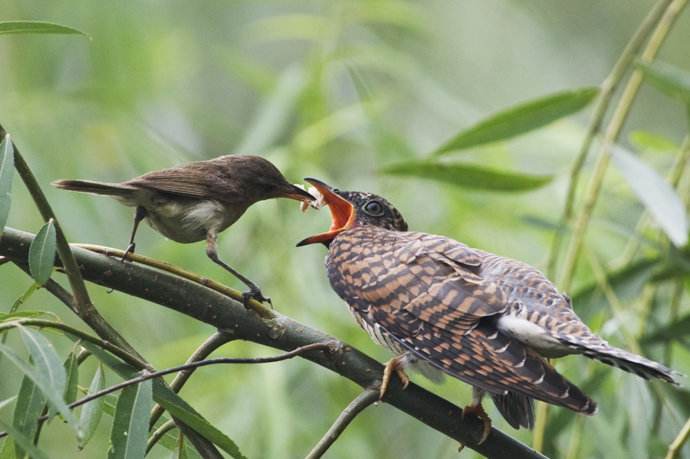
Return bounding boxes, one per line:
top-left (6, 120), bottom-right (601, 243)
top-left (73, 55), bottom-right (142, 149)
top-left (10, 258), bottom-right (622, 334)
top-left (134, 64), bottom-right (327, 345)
top-left (1, 1), bottom-right (690, 458)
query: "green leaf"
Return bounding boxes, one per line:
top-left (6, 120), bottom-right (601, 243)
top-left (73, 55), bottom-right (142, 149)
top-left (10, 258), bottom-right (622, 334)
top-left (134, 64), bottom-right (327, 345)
top-left (0, 311), bottom-right (49, 322)
top-left (75, 340), bottom-right (246, 458)
top-left (0, 21), bottom-right (90, 38)
top-left (108, 380), bottom-right (152, 459)
top-left (629, 131), bottom-right (678, 154)
top-left (432, 87), bottom-right (599, 155)
top-left (611, 146), bottom-right (688, 247)
top-left (63, 353), bottom-right (79, 405)
top-left (0, 418), bottom-right (50, 459)
top-left (11, 376), bottom-right (46, 458)
top-left (0, 330), bottom-right (77, 428)
top-left (78, 365), bottom-right (105, 449)
top-left (0, 134), bottom-right (14, 234)
top-left (641, 313), bottom-right (690, 344)
top-left (637, 60), bottom-right (690, 104)
top-left (28, 219), bottom-right (57, 285)
top-left (18, 326), bottom-right (67, 398)
top-left (381, 160), bottom-right (552, 192)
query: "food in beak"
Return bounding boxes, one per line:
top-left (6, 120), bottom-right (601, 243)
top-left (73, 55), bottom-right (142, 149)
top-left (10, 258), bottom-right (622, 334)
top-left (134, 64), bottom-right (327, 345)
top-left (296, 178), bottom-right (355, 246)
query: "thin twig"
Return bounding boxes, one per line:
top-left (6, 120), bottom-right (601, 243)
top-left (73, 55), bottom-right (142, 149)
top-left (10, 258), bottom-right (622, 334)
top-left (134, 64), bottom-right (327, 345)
top-left (149, 331), bottom-right (234, 429)
top-left (0, 342), bottom-right (335, 440)
top-left (146, 420), bottom-right (177, 454)
top-left (666, 417), bottom-right (690, 459)
top-left (305, 388), bottom-right (380, 459)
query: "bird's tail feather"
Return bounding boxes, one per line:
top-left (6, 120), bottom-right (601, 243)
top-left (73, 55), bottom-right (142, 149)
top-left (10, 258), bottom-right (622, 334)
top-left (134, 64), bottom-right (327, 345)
top-left (52, 179), bottom-right (136, 198)
top-left (490, 391), bottom-right (534, 430)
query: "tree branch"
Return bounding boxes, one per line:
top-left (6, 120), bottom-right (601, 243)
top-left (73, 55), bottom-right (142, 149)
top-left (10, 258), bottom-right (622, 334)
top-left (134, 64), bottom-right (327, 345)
top-left (305, 388), bottom-right (380, 459)
top-left (0, 227), bottom-right (547, 459)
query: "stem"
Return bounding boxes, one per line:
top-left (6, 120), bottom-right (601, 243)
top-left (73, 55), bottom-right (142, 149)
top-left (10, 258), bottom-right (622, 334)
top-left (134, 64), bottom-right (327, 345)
top-left (305, 388), bottom-right (380, 459)
top-left (666, 417), bottom-right (690, 459)
top-left (0, 342), bottom-right (336, 440)
top-left (146, 420), bottom-right (177, 454)
top-left (546, 0), bottom-right (674, 279)
top-left (559, 0), bottom-right (688, 292)
top-left (149, 331), bottom-right (234, 429)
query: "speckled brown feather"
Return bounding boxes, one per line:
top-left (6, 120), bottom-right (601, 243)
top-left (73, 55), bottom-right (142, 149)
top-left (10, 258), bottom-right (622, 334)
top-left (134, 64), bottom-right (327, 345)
top-left (327, 226), bottom-right (597, 414)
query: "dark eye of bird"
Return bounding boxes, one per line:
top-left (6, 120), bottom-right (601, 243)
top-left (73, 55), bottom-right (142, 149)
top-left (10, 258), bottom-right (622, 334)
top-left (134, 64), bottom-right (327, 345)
top-left (362, 200), bottom-right (384, 217)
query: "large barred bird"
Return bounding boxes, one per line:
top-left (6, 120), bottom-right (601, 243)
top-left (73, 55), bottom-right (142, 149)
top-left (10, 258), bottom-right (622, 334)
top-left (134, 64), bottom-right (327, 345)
top-left (297, 178), bottom-right (679, 443)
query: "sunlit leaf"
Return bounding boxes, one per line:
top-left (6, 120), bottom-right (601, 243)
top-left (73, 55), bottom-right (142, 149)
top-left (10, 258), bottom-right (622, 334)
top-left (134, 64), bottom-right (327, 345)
top-left (0, 21), bottom-right (89, 38)
top-left (78, 365), bottom-right (105, 449)
top-left (629, 131), bottom-right (678, 154)
top-left (108, 380), bottom-right (152, 459)
top-left (381, 160), bottom-right (552, 191)
top-left (611, 146), bottom-right (688, 247)
top-left (0, 418), bottom-right (50, 459)
top-left (28, 219), bottom-right (56, 285)
top-left (11, 376), bottom-right (46, 458)
top-left (432, 87), bottom-right (598, 155)
top-left (0, 134), bottom-right (14, 234)
top-left (637, 60), bottom-right (690, 103)
top-left (0, 329), bottom-right (77, 428)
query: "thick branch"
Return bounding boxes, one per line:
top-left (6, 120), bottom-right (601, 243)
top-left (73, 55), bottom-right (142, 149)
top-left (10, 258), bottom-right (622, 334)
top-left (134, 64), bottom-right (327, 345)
top-left (0, 227), bottom-right (546, 459)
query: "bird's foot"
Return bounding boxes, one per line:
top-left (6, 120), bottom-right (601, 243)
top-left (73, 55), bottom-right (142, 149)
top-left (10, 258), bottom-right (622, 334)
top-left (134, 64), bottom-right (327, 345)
top-left (379, 355), bottom-right (410, 400)
top-left (120, 243), bottom-right (136, 262)
top-left (461, 403), bottom-right (492, 445)
top-left (241, 287), bottom-right (272, 308)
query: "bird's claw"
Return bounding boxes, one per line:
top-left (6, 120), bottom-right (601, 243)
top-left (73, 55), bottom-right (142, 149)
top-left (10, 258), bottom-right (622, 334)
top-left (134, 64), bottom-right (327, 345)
top-left (242, 288), bottom-right (271, 308)
top-left (120, 243), bottom-right (136, 262)
top-left (461, 403), bottom-right (492, 445)
top-left (379, 356), bottom-right (410, 400)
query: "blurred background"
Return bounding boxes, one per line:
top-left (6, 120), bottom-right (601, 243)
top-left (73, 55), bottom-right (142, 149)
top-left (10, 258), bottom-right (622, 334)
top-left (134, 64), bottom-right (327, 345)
top-left (1, 1), bottom-right (690, 458)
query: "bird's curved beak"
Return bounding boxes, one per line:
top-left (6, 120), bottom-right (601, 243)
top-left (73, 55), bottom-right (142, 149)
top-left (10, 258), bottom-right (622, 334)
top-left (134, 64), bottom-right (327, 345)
top-left (280, 183), bottom-right (318, 202)
top-left (296, 178), bottom-right (355, 247)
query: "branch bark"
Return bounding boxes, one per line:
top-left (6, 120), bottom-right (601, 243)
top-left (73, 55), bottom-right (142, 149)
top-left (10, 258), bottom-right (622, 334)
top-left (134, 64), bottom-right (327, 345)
top-left (0, 227), bottom-right (547, 459)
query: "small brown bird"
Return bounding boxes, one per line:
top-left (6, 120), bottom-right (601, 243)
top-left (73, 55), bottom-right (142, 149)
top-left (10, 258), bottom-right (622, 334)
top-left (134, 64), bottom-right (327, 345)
top-left (297, 178), bottom-right (679, 442)
top-left (54, 155), bottom-right (314, 304)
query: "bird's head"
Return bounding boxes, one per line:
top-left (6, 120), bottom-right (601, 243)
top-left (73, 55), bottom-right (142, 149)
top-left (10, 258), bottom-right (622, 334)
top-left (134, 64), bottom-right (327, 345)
top-left (296, 177), bottom-right (408, 247)
top-left (232, 155), bottom-right (316, 203)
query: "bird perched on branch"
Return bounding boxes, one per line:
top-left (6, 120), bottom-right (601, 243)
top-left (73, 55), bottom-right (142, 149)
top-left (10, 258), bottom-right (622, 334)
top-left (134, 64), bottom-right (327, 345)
top-left (54, 155), bottom-right (314, 304)
top-left (297, 178), bottom-right (679, 443)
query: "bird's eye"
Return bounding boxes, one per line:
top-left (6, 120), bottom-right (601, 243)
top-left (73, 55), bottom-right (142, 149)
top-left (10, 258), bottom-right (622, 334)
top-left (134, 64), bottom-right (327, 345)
top-left (362, 200), bottom-right (385, 217)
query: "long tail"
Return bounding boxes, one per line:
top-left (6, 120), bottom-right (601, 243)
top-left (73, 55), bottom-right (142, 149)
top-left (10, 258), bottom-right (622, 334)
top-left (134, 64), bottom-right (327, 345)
top-left (560, 336), bottom-right (681, 385)
top-left (490, 391), bottom-right (534, 429)
top-left (52, 179), bottom-right (136, 198)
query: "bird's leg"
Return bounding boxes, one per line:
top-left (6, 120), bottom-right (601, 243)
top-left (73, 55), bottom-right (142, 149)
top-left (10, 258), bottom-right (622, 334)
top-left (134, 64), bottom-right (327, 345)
top-left (121, 206), bottom-right (147, 262)
top-left (379, 354), bottom-right (410, 400)
top-left (460, 387), bottom-right (492, 445)
top-left (205, 230), bottom-right (271, 307)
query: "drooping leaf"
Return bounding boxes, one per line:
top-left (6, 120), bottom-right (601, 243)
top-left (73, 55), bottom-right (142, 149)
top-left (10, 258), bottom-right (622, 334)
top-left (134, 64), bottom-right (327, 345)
top-left (611, 145), bottom-right (688, 247)
top-left (18, 326), bottom-right (67, 398)
top-left (381, 160), bottom-right (552, 192)
top-left (0, 134), bottom-right (14, 234)
top-left (0, 331), bottom-right (76, 428)
top-left (640, 313), bottom-right (690, 344)
top-left (0, 418), bottom-right (50, 459)
top-left (11, 376), bottom-right (46, 458)
top-left (28, 219), bottom-right (57, 285)
top-left (78, 365), bottom-right (105, 449)
top-left (629, 131), bottom-right (678, 154)
top-left (75, 340), bottom-right (246, 458)
top-left (108, 380), bottom-right (153, 459)
top-left (432, 87), bottom-right (598, 155)
top-left (637, 60), bottom-right (690, 104)
top-left (0, 21), bottom-right (89, 38)
top-left (63, 353), bottom-right (80, 405)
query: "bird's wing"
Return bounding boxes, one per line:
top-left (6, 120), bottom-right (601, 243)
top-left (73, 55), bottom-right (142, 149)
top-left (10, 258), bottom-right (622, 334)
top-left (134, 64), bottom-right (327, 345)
top-left (328, 229), bottom-right (596, 413)
top-left (124, 157), bottom-right (245, 202)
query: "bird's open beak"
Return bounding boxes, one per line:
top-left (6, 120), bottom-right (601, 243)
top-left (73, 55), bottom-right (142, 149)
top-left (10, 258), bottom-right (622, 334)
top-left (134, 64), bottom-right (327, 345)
top-left (281, 183), bottom-right (318, 202)
top-left (296, 178), bottom-right (355, 246)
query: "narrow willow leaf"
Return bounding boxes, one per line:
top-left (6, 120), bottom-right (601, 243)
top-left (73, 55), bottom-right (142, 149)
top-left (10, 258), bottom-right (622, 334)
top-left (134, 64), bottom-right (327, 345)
top-left (0, 311), bottom-right (49, 322)
top-left (75, 340), bottom-right (246, 458)
top-left (108, 380), bottom-right (153, 459)
top-left (0, 134), bottom-right (14, 234)
top-left (637, 60), bottom-right (690, 103)
top-left (629, 131), bottom-right (678, 154)
top-left (381, 160), bottom-right (552, 191)
top-left (11, 376), bottom-right (46, 458)
top-left (18, 326), bottom-right (67, 397)
top-left (0, 418), bottom-right (50, 459)
top-left (78, 365), bottom-right (105, 449)
top-left (0, 21), bottom-right (90, 38)
top-left (64, 353), bottom-right (79, 405)
top-left (432, 87), bottom-right (598, 155)
top-left (0, 334), bottom-right (76, 428)
top-left (28, 219), bottom-right (57, 285)
top-left (612, 146), bottom-right (688, 247)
